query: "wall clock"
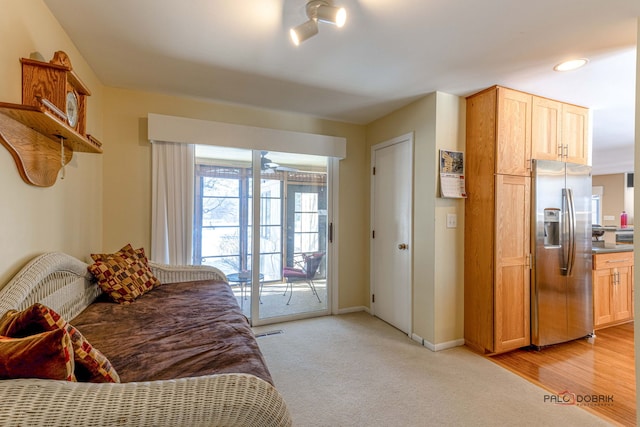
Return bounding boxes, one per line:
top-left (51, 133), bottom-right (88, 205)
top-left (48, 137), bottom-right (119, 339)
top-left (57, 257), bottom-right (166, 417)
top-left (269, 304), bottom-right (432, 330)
top-left (21, 50), bottom-right (90, 135)
top-left (66, 90), bottom-right (79, 128)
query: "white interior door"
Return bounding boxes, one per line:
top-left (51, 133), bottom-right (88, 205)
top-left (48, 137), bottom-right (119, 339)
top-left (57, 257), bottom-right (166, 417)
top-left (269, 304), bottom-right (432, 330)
top-left (371, 134), bottom-right (413, 334)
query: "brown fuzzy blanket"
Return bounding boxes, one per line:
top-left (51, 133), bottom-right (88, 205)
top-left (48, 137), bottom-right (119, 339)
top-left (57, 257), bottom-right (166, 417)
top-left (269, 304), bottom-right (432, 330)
top-left (71, 279), bottom-right (273, 385)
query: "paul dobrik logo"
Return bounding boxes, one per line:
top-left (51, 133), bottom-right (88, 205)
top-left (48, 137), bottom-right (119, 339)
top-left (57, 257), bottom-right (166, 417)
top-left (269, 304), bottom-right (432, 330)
top-left (544, 390), bottom-right (614, 407)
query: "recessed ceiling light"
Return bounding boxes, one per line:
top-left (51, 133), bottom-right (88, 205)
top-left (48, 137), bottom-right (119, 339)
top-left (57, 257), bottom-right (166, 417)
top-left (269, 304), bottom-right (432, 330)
top-left (553, 58), bottom-right (589, 72)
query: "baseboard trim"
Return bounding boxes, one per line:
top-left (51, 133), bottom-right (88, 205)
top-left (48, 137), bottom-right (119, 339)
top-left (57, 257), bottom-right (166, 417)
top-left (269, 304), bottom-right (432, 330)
top-left (336, 306), bottom-right (370, 315)
top-left (412, 333), bottom-right (465, 352)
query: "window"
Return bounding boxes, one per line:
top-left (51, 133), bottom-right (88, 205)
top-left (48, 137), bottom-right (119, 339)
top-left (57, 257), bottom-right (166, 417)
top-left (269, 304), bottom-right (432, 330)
top-left (592, 186), bottom-right (603, 225)
top-left (192, 146), bottom-right (330, 322)
top-left (148, 115), bottom-right (343, 323)
top-left (193, 163), bottom-right (286, 281)
top-left (257, 178), bottom-right (283, 281)
top-left (294, 192), bottom-right (319, 254)
top-left (194, 166), bottom-right (250, 274)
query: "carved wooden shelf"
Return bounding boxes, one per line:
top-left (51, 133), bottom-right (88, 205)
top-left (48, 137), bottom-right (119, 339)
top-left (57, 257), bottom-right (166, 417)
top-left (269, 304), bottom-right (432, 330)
top-left (0, 102), bottom-right (102, 152)
top-left (0, 102), bottom-right (102, 187)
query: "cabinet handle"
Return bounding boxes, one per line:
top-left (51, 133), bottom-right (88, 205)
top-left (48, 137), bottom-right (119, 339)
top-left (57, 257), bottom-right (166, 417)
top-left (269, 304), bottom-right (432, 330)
top-left (606, 259), bottom-right (629, 263)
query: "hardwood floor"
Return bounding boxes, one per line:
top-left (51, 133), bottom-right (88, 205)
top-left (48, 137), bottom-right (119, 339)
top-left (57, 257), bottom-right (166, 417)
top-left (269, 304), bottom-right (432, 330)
top-left (489, 322), bottom-right (635, 426)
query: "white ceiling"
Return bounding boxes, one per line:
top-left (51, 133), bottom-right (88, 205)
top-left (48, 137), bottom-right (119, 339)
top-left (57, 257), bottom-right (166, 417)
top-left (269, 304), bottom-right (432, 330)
top-left (43, 0), bottom-right (639, 174)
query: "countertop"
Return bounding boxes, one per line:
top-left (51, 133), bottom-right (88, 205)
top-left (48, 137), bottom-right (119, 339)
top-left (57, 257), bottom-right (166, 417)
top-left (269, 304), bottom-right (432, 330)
top-left (592, 226), bottom-right (634, 232)
top-left (592, 241), bottom-right (634, 254)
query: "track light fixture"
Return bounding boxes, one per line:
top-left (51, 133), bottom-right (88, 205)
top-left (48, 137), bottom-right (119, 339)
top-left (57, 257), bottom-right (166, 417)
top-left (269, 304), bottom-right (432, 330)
top-left (290, 0), bottom-right (347, 46)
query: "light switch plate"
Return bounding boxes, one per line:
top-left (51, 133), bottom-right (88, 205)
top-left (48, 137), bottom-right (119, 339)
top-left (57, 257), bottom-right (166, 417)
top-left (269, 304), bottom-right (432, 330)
top-left (446, 213), bottom-right (457, 228)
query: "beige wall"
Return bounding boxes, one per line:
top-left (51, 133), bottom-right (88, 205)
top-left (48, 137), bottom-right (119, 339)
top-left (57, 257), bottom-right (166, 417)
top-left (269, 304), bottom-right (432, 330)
top-left (102, 88), bottom-right (369, 310)
top-left (366, 92), bottom-right (465, 346)
top-left (433, 93), bottom-right (465, 344)
top-left (593, 174), bottom-right (630, 226)
top-left (0, 1), bottom-right (104, 287)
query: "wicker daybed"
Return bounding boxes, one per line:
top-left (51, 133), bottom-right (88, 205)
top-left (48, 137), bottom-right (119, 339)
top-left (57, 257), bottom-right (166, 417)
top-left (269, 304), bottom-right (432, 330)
top-left (0, 252), bottom-right (292, 427)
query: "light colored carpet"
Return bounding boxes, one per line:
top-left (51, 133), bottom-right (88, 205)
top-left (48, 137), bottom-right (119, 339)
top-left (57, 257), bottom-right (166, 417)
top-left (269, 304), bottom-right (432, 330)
top-left (254, 312), bottom-right (612, 427)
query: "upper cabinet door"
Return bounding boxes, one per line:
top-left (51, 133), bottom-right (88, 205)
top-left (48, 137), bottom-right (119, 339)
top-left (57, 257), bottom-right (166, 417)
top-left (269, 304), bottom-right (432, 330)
top-left (562, 104), bottom-right (590, 165)
top-left (496, 88), bottom-right (532, 176)
top-left (532, 96), bottom-right (562, 161)
top-left (532, 97), bottom-right (590, 166)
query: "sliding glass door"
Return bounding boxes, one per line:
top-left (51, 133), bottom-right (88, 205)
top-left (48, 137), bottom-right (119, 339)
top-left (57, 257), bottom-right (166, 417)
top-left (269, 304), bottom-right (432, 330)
top-left (193, 146), bottom-right (330, 324)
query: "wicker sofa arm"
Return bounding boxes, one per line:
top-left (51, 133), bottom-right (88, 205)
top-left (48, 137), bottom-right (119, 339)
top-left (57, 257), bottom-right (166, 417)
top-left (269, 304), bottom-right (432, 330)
top-left (0, 373), bottom-right (292, 427)
top-left (149, 262), bottom-right (227, 284)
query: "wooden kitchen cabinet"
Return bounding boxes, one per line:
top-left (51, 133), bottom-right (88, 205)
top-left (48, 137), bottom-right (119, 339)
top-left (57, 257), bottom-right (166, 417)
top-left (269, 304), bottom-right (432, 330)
top-left (561, 104), bottom-right (590, 165)
top-left (464, 85), bottom-right (592, 354)
top-left (494, 174), bottom-right (531, 352)
top-left (531, 96), bottom-right (590, 165)
top-left (592, 251), bottom-right (634, 329)
top-left (464, 86), bottom-right (531, 354)
top-left (496, 88), bottom-right (532, 176)
top-left (531, 96), bottom-right (561, 161)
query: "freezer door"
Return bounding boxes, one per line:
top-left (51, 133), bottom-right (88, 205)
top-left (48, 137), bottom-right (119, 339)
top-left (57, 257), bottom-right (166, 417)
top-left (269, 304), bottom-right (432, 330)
top-left (531, 160), bottom-right (568, 346)
top-left (565, 162), bottom-right (593, 340)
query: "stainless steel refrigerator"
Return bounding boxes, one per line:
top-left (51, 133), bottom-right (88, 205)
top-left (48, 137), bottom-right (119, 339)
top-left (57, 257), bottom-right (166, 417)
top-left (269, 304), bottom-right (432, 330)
top-left (531, 159), bottom-right (593, 347)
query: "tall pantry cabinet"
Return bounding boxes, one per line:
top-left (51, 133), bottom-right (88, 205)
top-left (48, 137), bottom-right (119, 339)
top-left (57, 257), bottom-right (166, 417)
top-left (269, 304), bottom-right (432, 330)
top-left (464, 85), bottom-right (590, 354)
top-left (464, 86), bottom-right (532, 354)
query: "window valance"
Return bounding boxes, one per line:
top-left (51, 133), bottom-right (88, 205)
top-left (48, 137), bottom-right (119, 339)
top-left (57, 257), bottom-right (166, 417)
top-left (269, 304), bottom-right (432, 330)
top-left (148, 113), bottom-right (346, 159)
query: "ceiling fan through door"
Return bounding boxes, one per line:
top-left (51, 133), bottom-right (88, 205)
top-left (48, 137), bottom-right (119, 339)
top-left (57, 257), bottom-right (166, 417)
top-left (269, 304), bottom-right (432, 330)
top-left (260, 151), bottom-right (298, 173)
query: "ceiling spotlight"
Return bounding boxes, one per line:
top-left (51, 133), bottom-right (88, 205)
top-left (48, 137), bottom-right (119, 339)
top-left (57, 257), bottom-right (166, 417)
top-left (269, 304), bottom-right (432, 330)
top-left (553, 58), bottom-right (589, 72)
top-left (290, 0), bottom-right (347, 46)
top-left (290, 19), bottom-right (319, 46)
top-left (316, 2), bottom-right (347, 27)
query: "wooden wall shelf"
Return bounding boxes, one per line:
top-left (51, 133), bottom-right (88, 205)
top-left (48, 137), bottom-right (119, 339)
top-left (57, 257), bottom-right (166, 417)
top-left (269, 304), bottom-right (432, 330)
top-left (0, 51), bottom-right (102, 187)
top-left (0, 102), bottom-right (102, 153)
top-left (0, 102), bottom-right (102, 187)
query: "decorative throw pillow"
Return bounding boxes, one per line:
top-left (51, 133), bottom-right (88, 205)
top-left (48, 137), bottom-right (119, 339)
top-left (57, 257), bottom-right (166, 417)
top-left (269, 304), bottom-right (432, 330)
top-left (88, 256), bottom-right (157, 304)
top-left (89, 244), bottom-right (160, 297)
top-left (0, 303), bottom-right (120, 383)
top-left (0, 329), bottom-right (75, 381)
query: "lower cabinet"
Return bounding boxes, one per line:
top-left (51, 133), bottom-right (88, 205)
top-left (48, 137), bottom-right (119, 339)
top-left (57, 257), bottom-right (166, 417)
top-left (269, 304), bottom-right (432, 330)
top-left (592, 251), bottom-right (634, 329)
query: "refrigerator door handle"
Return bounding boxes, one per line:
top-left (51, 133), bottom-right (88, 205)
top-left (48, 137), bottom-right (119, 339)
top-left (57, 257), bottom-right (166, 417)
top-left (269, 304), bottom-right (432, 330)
top-left (561, 188), bottom-right (576, 276)
top-left (566, 188), bottom-right (577, 276)
top-left (561, 189), bottom-right (569, 274)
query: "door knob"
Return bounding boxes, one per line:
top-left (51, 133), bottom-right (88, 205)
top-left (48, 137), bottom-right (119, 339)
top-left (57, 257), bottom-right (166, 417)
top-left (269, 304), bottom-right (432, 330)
top-left (398, 243), bottom-right (408, 250)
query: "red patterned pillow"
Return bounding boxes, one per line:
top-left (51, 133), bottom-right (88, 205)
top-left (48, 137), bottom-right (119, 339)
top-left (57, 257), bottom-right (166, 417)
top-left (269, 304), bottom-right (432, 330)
top-left (89, 244), bottom-right (160, 296)
top-left (88, 256), bottom-right (159, 304)
top-left (0, 329), bottom-right (75, 381)
top-left (0, 304), bottom-right (120, 383)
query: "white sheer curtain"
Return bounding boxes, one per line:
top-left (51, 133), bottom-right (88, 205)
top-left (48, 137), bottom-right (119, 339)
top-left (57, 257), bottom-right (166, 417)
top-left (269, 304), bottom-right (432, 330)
top-left (151, 141), bottom-right (195, 265)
